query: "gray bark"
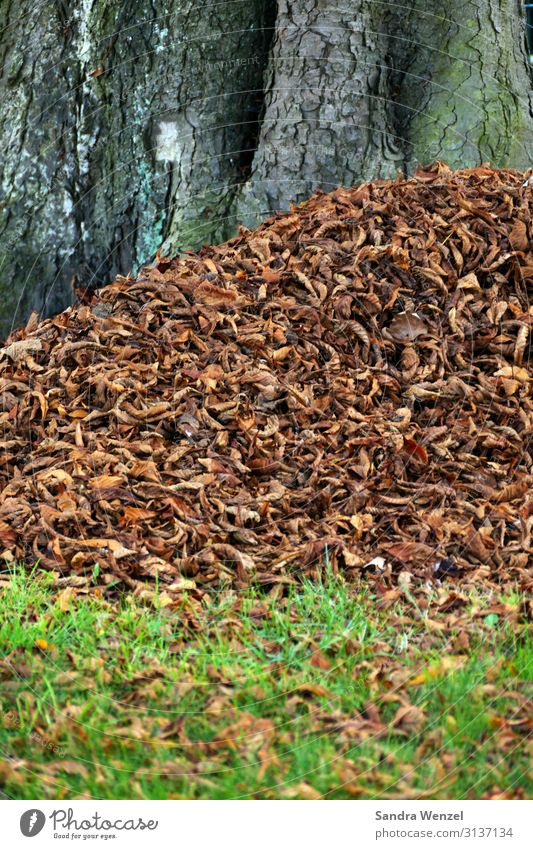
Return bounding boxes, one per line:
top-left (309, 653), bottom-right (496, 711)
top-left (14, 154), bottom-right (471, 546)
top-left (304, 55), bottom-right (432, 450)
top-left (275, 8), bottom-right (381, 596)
top-left (236, 0), bottom-right (403, 228)
top-left (386, 0), bottom-right (533, 172)
top-left (0, 0), bottom-right (531, 336)
top-left (0, 0), bottom-right (273, 337)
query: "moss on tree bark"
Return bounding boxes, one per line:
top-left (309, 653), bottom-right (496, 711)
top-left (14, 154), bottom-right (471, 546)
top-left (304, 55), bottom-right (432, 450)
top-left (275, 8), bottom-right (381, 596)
top-left (386, 1), bottom-right (533, 171)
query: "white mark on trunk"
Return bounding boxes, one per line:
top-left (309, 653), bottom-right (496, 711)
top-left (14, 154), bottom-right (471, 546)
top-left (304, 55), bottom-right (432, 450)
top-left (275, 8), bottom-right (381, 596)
top-left (76, 0), bottom-right (95, 62)
top-left (155, 121), bottom-right (181, 162)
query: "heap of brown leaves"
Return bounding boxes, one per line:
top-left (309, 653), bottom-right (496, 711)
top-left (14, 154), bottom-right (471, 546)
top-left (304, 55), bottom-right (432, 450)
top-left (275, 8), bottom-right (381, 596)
top-left (0, 162), bottom-right (532, 596)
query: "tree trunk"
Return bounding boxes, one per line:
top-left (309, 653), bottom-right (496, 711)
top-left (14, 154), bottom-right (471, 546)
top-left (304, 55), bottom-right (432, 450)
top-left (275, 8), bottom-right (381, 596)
top-left (386, 0), bottom-right (533, 172)
top-left (0, 0), bottom-right (531, 336)
top-left (0, 0), bottom-right (274, 337)
top-left (0, 1), bottom-right (80, 336)
top-left (236, 0), bottom-right (403, 228)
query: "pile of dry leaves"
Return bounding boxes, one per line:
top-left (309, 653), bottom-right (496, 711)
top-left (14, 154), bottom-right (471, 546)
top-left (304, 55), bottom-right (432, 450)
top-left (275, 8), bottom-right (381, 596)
top-left (0, 162), bottom-right (532, 596)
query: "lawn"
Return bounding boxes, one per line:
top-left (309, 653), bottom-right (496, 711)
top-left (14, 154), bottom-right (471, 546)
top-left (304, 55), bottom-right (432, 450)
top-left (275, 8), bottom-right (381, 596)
top-left (0, 564), bottom-right (531, 800)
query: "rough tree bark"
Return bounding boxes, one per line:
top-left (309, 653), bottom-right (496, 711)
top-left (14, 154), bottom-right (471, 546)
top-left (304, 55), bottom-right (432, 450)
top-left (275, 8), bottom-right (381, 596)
top-left (0, 0), bottom-right (531, 335)
top-left (236, 0), bottom-right (403, 228)
top-left (0, 0), bottom-right (274, 336)
top-left (386, 1), bottom-right (533, 172)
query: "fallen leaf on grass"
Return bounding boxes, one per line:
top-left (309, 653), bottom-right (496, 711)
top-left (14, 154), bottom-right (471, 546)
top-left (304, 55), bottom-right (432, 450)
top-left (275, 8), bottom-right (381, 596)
top-left (283, 782), bottom-right (322, 800)
top-left (34, 639), bottom-right (56, 651)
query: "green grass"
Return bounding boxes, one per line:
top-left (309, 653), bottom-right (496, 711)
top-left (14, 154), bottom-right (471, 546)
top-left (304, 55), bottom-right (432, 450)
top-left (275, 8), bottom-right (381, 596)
top-left (0, 564), bottom-right (531, 800)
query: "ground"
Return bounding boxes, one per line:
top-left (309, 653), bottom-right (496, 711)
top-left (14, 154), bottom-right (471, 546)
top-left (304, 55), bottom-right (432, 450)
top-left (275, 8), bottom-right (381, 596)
top-left (0, 565), bottom-right (531, 800)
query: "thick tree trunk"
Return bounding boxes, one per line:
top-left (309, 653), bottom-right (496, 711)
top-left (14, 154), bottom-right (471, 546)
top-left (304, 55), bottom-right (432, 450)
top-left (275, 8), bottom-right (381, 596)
top-left (236, 0), bottom-right (403, 228)
top-left (0, 0), bottom-right (273, 337)
top-left (0, 0), bottom-right (531, 335)
top-left (0, 1), bottom-right (80, 335)
top-left (387, 0), bottom-right (533, 171)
